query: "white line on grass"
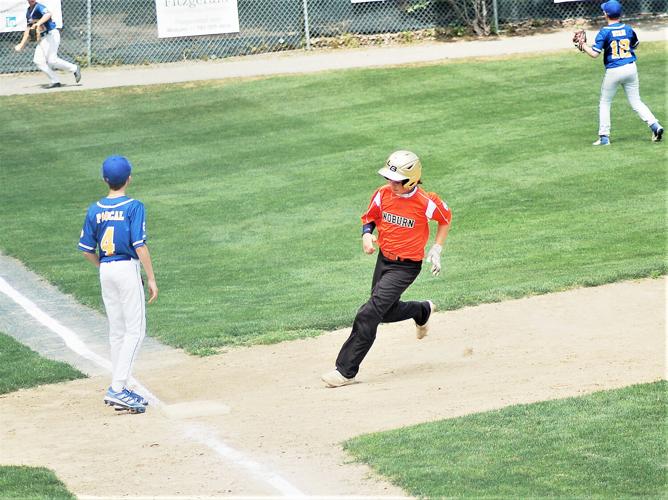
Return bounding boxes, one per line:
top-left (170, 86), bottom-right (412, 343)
top-left (0, 276), bottom-right (305, 497)
top-left (0, 277), bottom-right (112, 371)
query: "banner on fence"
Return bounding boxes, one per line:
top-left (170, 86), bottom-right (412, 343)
top-left (155, 0), bottom-right (239, 38)
top-left (0, 0), bottom-right (62, 33)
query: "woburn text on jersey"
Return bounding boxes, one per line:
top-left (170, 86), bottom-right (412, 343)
top-left (382, 212), bottom-right (415, 228)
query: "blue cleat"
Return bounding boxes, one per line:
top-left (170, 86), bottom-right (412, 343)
top-left (592, 135), bottom-right (610, 146)
top-left (127, 388), bottom-right (149, 406)
top-left (104, 387), bottom-right (146, 413)
top-left (651, 123), bottom-right (663, 142)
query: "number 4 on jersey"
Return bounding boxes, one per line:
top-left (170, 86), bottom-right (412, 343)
top-left (101, 227), bottom-right (116, 256)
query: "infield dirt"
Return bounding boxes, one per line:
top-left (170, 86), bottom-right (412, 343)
top-left (0, 277), bottom-right (664, 496)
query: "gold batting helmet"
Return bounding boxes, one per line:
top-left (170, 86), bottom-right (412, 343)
top-left (377, 150), bottom-right (422, 189)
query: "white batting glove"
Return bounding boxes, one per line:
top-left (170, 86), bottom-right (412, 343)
top-left (426, 244), bottom-right (442, 277)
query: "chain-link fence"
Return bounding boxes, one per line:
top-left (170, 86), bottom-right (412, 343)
top-left (2, 0), bottom-right (666, 74)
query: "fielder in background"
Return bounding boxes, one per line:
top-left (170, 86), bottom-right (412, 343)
top-left (14, 0), bottom-right (81, 89)
top-left (322, 150), bottom-right (451, 388)
top-left (574, 0), bottom-right (663, 146)
top-left (78, 156), bottom-right (158, 414)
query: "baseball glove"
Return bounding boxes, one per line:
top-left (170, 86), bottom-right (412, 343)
top-left (572, 29), bottom-right (586, 51)
top-left (28, 23), bottom-right (42, 42)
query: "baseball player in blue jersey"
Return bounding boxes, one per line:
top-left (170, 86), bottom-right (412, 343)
top-left (13, 0), bottom-right (81, 89)
top-left (576, 0), bottom-right (663, 145)
top-left (79, 156), bottom-right (158, 414)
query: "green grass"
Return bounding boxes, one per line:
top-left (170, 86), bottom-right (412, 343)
top-left (0, 332), bottom-right (85, 395)
top-left (344, 381), bottom-right (668, 497)
top-left (0, 44), bottom-right (665, 353)
top-left (0, 466), bottom-right (75, 499)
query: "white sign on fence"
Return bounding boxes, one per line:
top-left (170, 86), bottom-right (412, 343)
top-left (155, 0), bottom-right (240, 39)
top-left (0, 0), bottom-right (62, 33)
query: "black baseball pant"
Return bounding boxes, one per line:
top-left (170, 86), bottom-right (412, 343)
top-left (335, 251), bottom-right (431, 379)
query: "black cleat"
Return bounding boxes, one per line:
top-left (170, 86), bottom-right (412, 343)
top-left (46, 82), bottom-right (62, 89)
top-left (652, 127), bottom-right (664, 143)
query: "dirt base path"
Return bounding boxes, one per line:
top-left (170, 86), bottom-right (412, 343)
top-left (1, 278), bottom-right (664, 497)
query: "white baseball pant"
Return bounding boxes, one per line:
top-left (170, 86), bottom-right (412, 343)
top-left (99, 259), bottom-right (146, 393)
top-left (598, 62), bottom-right (657, 137)
top-left (33, 29), bottom-right (77, 84)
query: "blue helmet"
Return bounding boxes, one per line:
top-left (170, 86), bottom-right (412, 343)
top-left (601, 0), bottom-right (622, 18)
top-left (101, 155), bottom-right (132, 185)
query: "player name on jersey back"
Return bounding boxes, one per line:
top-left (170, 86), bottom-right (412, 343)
top-left (96, 210), bottom-right (125, 223)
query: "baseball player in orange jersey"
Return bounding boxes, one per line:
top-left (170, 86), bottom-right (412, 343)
top-left (322, 150), bottom-right (451, 387)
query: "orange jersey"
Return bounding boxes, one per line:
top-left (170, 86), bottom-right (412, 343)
top-left (361, 185), bottom-right (451, 261)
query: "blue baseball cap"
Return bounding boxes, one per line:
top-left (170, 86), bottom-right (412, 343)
top-left (101, 155), bottom-right (132, 185)
top-left (601, 0), bottom-right (622, 18)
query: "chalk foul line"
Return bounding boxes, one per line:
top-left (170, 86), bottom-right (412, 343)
top-left (0, 276), bottom-right (304, 497)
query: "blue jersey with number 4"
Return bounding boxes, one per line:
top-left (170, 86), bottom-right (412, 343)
top-left (592, 23), bottom-right (638, 69)
top-left (78, 196), bottom-right (147, 263)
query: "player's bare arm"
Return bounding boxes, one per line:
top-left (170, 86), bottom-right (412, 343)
top-left (136, 245), bottom-right (158, 304)
top-left (82, 251), bottom-right (100, 267)
top-left (29, 9), bottom-right (52, 36)
top-left (34, 11), bottom-right (51, 27)
top-left (27, 12), bottom-right (51, 41)
top-left (14, 29), bottom-right (30, 51)
top-left (581, 43), bottom-right (601, 59)
top-left (434, 221), bottom-right (449, 247)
